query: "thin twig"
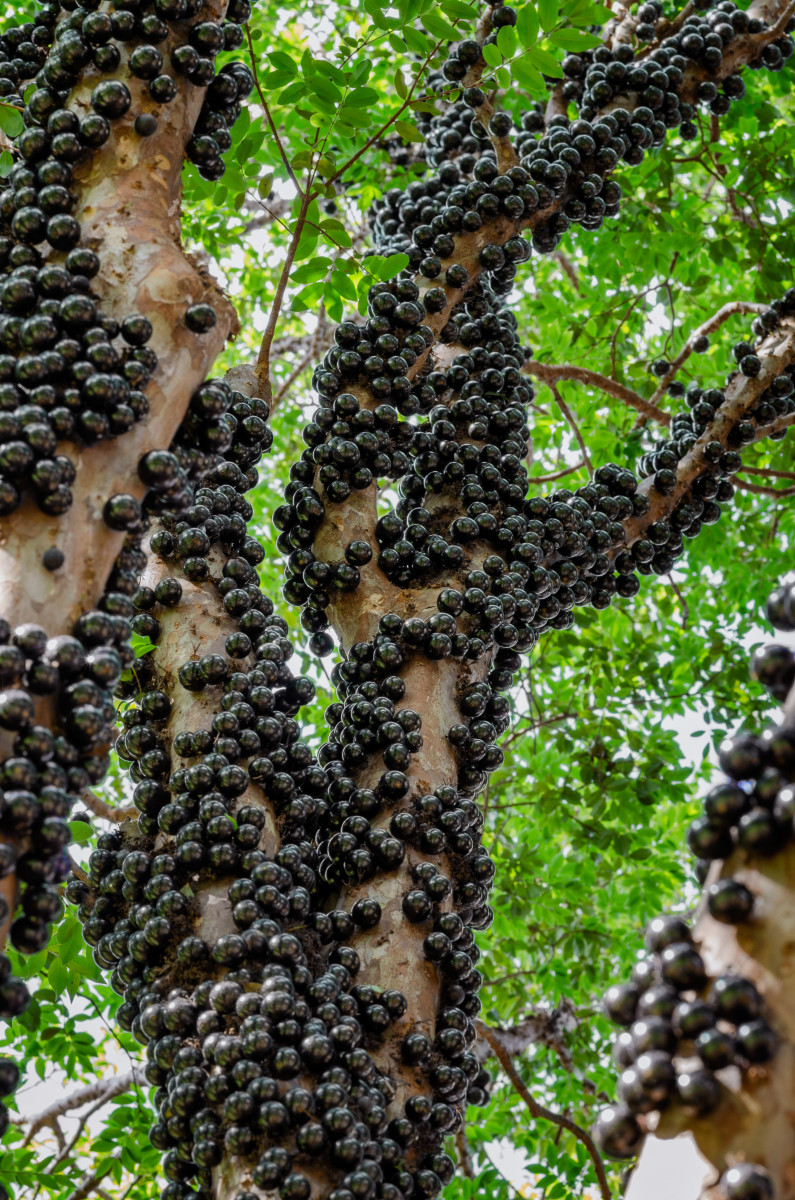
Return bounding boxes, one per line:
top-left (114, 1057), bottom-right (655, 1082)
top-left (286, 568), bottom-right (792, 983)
top-left (455, 1127), bottom-right (475, 1179)
top-left (324, 36), bottom-right (447, 189)
top-left (244, 26), bottom-right (301, 192)
top-left (79, 790), bottom-right (137, 825)
top-left (479, 1023), bottom-right (612, 1200)
top-left (119, 1176), bottom-right (143, 1200)
top-left (255, 184), bottom-right (314, 396)
top-left (17, 1070), bottom-right (144, 1146)
top-left (736, 479), bottom-right (795, 498)
top-left (65, 1150), bottom-right (122, 1200)
top-left (528, 460), bottom-right (586, 484)
top-left (546, 381), bottom-right (594, 477)
top-left (524, 360), bottom-right (669, 425)
top-left (552, 250), bottom-right (581, 293)
top-left (738, 464), bottom-right (795, 481)
top-left (666, 574), bottom-right (689, 629)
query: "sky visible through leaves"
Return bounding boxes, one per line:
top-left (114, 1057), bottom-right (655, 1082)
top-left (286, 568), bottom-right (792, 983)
top-left (1, 0), bottom-right (794, 1194)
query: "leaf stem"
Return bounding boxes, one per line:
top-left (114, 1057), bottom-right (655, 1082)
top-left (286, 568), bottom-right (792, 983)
top-left (244, 25), bottom-right (303, 194)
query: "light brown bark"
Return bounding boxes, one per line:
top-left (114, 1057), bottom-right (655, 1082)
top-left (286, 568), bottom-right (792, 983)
top-left (0, 6), bottom-right (235, 642)
top-left (0, 10), bottom-right (235, 946)
top-left (639, 844), bottom-right (795, 1198)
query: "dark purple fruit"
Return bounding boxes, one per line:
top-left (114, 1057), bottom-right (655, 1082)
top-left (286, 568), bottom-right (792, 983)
top-left (707, 878), bottom-right (754, 925)
top-left (591, 1104), bottom-right (644, 1160)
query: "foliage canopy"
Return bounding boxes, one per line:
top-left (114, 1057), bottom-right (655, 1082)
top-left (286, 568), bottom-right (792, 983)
top-left (1, 0), bottom-right (793, 1194)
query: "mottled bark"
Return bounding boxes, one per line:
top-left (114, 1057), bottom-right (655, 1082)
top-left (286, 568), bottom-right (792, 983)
top-left (0, 7), bottom-right (235, 946)
top-left (633, 845), bottom-right (795, 1198)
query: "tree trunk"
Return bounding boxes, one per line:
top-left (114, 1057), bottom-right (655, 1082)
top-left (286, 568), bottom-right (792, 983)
top-left (1, 0), bottom-right (794, 1196)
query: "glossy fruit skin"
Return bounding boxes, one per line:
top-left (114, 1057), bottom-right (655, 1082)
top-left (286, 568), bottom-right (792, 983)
top-left (0, 1058), bottom-right (20, 1097)
top-left (707, 878), bottom-right (755, 925)
top-left (2, 3), bottom-right (794, 1193)
top-left (676, 1068), bottom-right (721, 1114)
top-left (591, 1104), bottom-right (644, 1160)
top-left (719, 1164), bottom-right (775, 1200)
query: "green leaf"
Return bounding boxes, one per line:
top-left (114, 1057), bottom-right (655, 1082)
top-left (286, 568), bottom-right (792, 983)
top-left (0, 104), bottom-right (23, 138)
top-left (527, 43), bottom-right (564, 76)
top-left (363, 252), bottom-right (410, 280)
top-left (48, 959), bottom-right (68, 997)
top-left (422, 8), bottom-right (460, 39)
top-left (131, 633), bottom-right (156, 658)
top-left (497, 24), bottom-right (518, 56)
top-left (267, 50), bottom-right (297, 73)
top-left (364, 0), bottom-right (395, 26)
top-left (403, 26), bottom-right (430, 52)
top-left (440, 0), bottom-right (478, 16)
top-left (394, 68), bottom-right (408, 99)
top-left (0, 151), bottom-right (12, 178)
top-left (330, 268), bottom-right (358, 302)
top-left (550, 27), bottom-right (602, 49)
top-left (482, 41), bottom-right (502, 67)
top-left (320, 219), bottom-right (352, 247)
top-left (338, 106), bottom-right (374, 128)
top-left (277, 80), bottom-right (307, 105)
top-left (539, 0), bottom-right (559, 30)
top-left (68, 820), bottom-right (93, 845)
top-left (260, 69), bottom-right (295, 89)
top-left (291, 281), bottom-right (325, 311)
top-left (516, 2), bottom-right (540, 44)
top-left (307, 75), bottom-right (343, 105)
top-left (257, 170), bottom-right (274, 199)
top-left (512, 56), bottom-right (546, 93)
top-left (567, 0), bottom-right (612, 22)
top-left (346, 86), bottom-right (380, 107)
top-left (394, 119), bottom-right (426, 143)
top-left (292, 257), bottom-right (332, 284)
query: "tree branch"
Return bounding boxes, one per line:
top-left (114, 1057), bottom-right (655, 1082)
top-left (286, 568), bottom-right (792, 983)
top-left (78, 791), bottom-right (138, 826)
top-left (735, 479), bottom-right (795, 498)
top-left (478, 1022), bottom-right (612, 1200)
top-left (525, 359), bottom-right (670, 425)
top-left (528, 460), bottom-right (587, 484)
top-left (476, 1002), bottom-right (579, 1072)
top-left (244, 25), bottom-right (302, 193)
top-left (552, 250), bottom-right (581, 293)
top-left (255, 184), bottom-right (314, 397)
top-left (647, 301), bottom-right (769, 409)
top-left (65, 1150), bottom-right (122, 1200)
top-left (665, 575), bottom-right (690, 629)
top-left (738, 464), bottom-right (795, 480)
top-left (546, 382), bottom-right (595, 477)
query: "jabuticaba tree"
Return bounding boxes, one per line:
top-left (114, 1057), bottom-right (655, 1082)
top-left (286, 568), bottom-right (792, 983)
top-left (597, 577), bottom-right (795, 1198)
top-left (0, 0), bottom-right (794, 1198)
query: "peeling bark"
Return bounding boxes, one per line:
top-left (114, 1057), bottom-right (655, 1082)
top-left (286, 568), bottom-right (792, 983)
top-left (0, 9), bottom-right (235, 946)
top-left (635, 844), bottom-right (795, 1197)
top-left (0, 6), bottom-right (235, 641)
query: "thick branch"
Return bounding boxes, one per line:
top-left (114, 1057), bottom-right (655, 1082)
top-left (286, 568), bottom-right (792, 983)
top-left (0, 9), bottom-right (235, 642)
top-left (622, 319), bottom-right (795, 550)
top-left (475, 1002), bottom-right (579, 1070)
top-left (11, 1069), bottom-right (144, 1144)
top-left (79, 791), bottom-right (138, 825)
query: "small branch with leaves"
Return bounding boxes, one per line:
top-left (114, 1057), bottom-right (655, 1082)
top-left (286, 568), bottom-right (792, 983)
top-left (524, 359), bottom-right (670, 425)
top-left (478, 1022), bottom-right (612, 1200)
